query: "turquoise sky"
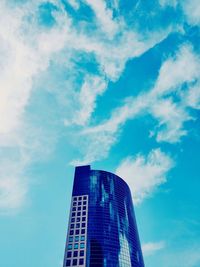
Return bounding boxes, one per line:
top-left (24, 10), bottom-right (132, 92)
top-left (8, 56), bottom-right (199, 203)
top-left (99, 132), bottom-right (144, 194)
top-left (0, 1), bottom-right (200, 267)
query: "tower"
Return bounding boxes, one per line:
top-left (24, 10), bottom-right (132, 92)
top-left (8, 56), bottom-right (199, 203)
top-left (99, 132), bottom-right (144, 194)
top-left (63, 165), bottom-right (145, 267)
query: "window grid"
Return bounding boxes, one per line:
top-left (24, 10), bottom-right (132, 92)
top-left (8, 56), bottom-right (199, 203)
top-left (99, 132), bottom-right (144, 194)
top-left (64, 195), bottom-right (88, 267)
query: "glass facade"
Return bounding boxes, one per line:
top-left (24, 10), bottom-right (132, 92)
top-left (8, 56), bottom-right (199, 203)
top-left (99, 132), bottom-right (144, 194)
top-left (63, 165), bottom-right (145, 267)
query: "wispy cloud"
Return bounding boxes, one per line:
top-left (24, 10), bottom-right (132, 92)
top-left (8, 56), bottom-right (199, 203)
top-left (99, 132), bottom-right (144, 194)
top-left (182, 0), bottom-right (200, 26)
top-left (0, 0), bottom-right (171, 213)
top-left (115, 149), bottom-right (174, 204)
top-left (159, 0), bottom-right (178, 8)
top-left (84, 0), bottom-right (119, 37)
top-left (77, 45), bottom-right (200, 163)
top-left (142, 241), bottom-right (165, 256)
top-left (71, 75), bottom-right (107, 126)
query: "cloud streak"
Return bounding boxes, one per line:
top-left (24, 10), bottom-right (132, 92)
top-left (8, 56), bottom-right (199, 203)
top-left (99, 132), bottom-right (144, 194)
top-left (115, 149), bottom-right (174, 204)
top-left (0, 0), bottom-right (172, 213)
top-left (77, 45), bottom-right (200, 163)
top-left (142, 241), bottom-right (165, 256)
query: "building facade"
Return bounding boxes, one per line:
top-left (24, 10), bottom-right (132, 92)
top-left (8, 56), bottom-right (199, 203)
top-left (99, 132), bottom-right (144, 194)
top-left (63, 165), bottom-right (145, 267)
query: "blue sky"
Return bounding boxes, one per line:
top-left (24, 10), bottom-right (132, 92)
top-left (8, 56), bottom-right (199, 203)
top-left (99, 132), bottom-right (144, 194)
top-left (0, 0), bottom-right (200, 266)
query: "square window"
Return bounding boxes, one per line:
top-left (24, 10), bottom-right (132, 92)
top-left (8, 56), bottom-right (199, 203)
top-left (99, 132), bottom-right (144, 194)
top-left (69, 236), bottom-right (73, 242)
top-left (68, 244), bottom-right (72, 250)
top-left (80, 243), bottom-right (85, 249)
top-left (67, 252), bottom-right (72, 258)
top-left (78, 207), bottom-right (81, 211)
top-left (75, 229), bottom-right (79, 235)
top-left (78, 196), bottom-right (82, 200)
top-left (76, 223), bottom-right (80, 228)
top-left (72, 207), bottom-right (76, 211)
top-left (70, 224), bottom-right (75, 229)
top-left (82, 211), bottom-right (86, 216)
top-left (81, 229), bottom-right (85, 234)
top-left (77, 212), bottom-right (81, 216)
top-left (70, 230), bottom-right (74, 235)
top-left (76, 217), bottom-right (80, 222)
top-left (66, 259), bottom-right (71, 266)
top-left (74, 197), bottom-right (77, 201)
top-left (73, 251), bottom-right (78, 257)
top-left (80, 236), bottom-right (85, 241)
top-left (75, 236), bottom-right (79, 242)
top-left (72, 212), bottom-right (75, 217)
top-left (72, 259), bottom-right (77, 266)
top-left (83, 201), bottom-right (86, 205)
top-left (74, 243), bottom-right (78, 249)
top-left (83, 206), bottom-right (86, 210)
top-left (82, 223), bottom-right (86, 228)
top-left (73, 202), bottom-right (77, 206)
top-left (80, 250), bottom-right (84, 257)
top-left (71, 218), bottom-right (75, 223)
top-left (83, 196), bottom-right (87, 200)
top-left (78, 202), bottom-right (81, 206)
top-left (79, 258), bottom-right (84, 265)
top-left (82, 217), bottom-right (86, 221)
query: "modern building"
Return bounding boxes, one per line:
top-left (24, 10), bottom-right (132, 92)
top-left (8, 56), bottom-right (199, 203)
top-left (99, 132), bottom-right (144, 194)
top-left (63, 165), bottom-right (145, 267)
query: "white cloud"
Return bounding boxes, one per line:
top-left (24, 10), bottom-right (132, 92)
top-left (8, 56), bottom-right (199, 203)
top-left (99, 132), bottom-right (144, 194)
top-left (152, 45), bottom-right (200, 96)
top-left (159, 0), bottom-right (178, 8)
top-left (72, 75), bottom-right (107, 126)
top-left (183, 83), bottom-right (200, 109)
top-left (182, 0), bottom-right (200, 26)
top-left (67, 0), bottom-right (80, 10)
top-left (0, 0), bottom-right (175, 212)
top-left (150, 98), bottom-right (189, 143)
top-left (0, 156), bottom-right (28, 214)
top-left (84, 0), bottom-right (119, 37)
top-left (115, 149), bottom-right (174, 204)
top-left (142, 241), bottom-right (165, 256)
top-left (78, 45), bottom-right (200, 163)
top-left (160, 244), bottom-right (200, 267)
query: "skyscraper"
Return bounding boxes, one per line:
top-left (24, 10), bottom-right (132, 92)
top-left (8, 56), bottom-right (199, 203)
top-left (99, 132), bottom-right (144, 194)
top-left (63, 165), bottom-right (145, 267)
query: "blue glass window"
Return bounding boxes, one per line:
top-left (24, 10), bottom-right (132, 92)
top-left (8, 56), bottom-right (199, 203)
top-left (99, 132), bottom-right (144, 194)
top-left (75, 229), bottom-right (79, 235)
top-left (73, 251), bottom-right (78, 257)
top-left (80, 236), bottom-right (85, 241)
top-left (81, 229), bottom-right (85, 234)
top-left (68, 236), bottom-right (73, 242)
top-left (79, 258), bottom-right (84, 265)
top-left (66, 259), bottom-right (71, 266)
top-left (75, 236), bottom-right (79, 242)
top-left (74, 243), bottom-right (78, 249)
top-left (80, 243), bottom-right (85, 249)
top-left (72, 259), bottom-right (77, 265)
top-left (81, 223), bottom-right (86, 227)
top-left (80, 250), bottom-right (84, 257)
top-left (67, 244), bottom-right (72, 250)
top-left (67, 252), bottom-right (71, 258)
top-left (69, 230), bottom-right (74, 235)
